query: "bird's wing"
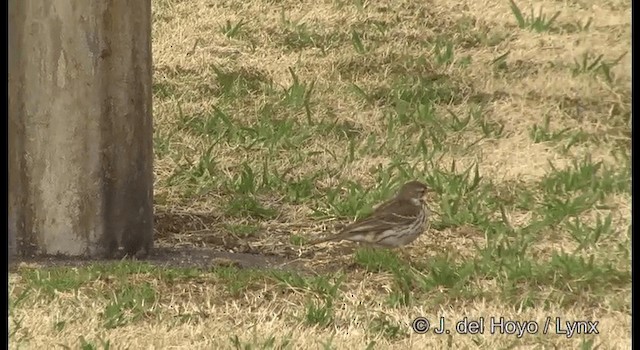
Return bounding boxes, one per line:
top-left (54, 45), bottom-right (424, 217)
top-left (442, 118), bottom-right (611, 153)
top-left (341, 199), bottom-right (419, 233)
top-left (308, 199), bottom-right (422, 245)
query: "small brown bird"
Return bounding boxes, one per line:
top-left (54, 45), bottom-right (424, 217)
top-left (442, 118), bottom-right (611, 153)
top-left (309, 180), bottom-right (431, 248)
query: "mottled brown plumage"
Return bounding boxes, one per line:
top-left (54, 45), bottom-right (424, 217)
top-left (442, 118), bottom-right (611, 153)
top-left (309, 180), bottom-right (430, 248)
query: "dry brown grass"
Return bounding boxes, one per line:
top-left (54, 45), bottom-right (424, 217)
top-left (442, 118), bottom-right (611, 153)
top-left (10, 0), bottom-right (630, 348)
top-left (9, 264), bottom-right (631, 348)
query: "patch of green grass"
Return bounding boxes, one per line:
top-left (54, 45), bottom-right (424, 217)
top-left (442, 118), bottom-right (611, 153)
top-left (224, 195), bottom-right (279, 219)
top-left (278, 12), bottom-right (344, 54)
top-left (572, 51), bottom-right (627, 83)
top-left (508, 0), bottom-right (561, 33)
top-left (353, 248), bottom-right (405, 273)
top-left (426, 161), bottom-right (498, 230)
top-left (225, 223), bottom-right (261, 238)
top-left (368, 315), bottom-right (408, 340)
top-left (350, 29), bottom-right (369, 54)
top-left (154, 132), bottom-right (635, 312)
top-left (53, 319), bottom-right (66, 332)
top-left (529, 115), bottom-right (571, 143)
top-left (153, 267), bottom-right (205, 285)
top-left (220, 19), bottom-right (248, 39)
top-left (432, 37), bottom-right (455, 67)
top-left (153, 131), bottom-right (173, 159)
top-left (78, 335), bottom-right (112, 350)
top-left (289, 234), bottom-right (306, 246)
top-left (418, 254), bottom-right (475, 293)
top-left (560, 17), bottom-right (593, 33)
top-left (271, 271), bottom-right (345, 301)
top-left (386, 267), bottom-right (414, 307)
top-left (565, 213), bottom-right (616, 252)
top-left (229, 332), bottom-right (294, 350)
top-left (468, 223), bottom-right (630, 306)
top-left (315, 118), bottom-right (364, 140)
top-left (102, 282), bottom-right (157, 329)
top-left (213, 266), bottom-right (271, 297)
top-left (388, 74), bottom-right (465, 107)
top-left (280, 68), bottom-right (316, 114)
top-left (9, 313), bottom-right (26, 341)
top-left (18, 268), bottom-right (99, 300)
top-left (304, 299), bottom-right (334, 328)
top-left (578, 338), bottom-right (604, 350)
top-left (143, 2), bottom-right (633, 344)
top-left (16, 262), bottom-right (158, 300)
top-left (540, 156), bottom-right (630, 195)
top-left (470, 103), bottom-right (506, 139)
top-left (340, 181), bottom-right (629, 308)
top-left (210, 65), bottom-right (273, 100)
top-left (317, 180), bottom-right (377, 219)
top-left (165, 142), bottom-right (219, 197)
top-left (14, 263), bottom-right (296, 308)
top-left (452, 16), bottom-right (511, 48)
top-left (153, 80), bottom-right (180, 100)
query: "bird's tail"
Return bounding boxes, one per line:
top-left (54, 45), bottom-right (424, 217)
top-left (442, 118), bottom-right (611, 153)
top-left (309, 226), bottom-right (376, 246)
top-left (308, 228), bottom-right (357, 245)
top-left (307, 222), bottom-right (350, 246)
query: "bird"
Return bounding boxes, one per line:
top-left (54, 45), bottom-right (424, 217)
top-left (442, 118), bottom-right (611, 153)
top-left (309, 180), bottom-right (431, 248)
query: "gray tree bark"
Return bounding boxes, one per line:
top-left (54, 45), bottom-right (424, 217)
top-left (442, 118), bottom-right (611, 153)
top-left (9, 1), bottom-right (154, 258)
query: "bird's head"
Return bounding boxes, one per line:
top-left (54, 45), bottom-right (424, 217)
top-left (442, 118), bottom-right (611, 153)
top-left (397, 180), bottom-right (430, 205)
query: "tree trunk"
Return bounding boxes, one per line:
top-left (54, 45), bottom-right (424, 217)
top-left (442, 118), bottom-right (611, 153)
top-left (8, 0), bottom-right (154, 258)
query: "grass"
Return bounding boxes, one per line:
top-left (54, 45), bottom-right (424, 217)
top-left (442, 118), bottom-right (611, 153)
top-left (9, 0), bottom-right (630, 348)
